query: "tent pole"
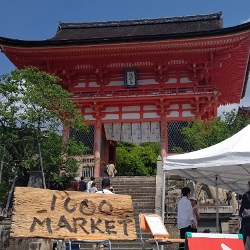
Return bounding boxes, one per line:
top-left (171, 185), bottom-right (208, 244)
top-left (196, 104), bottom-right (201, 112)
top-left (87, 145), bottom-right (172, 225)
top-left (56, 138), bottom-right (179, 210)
top-left (216, 176), bottom-right (219, 233)
top-left (162, 172), bottom-right (166, 221)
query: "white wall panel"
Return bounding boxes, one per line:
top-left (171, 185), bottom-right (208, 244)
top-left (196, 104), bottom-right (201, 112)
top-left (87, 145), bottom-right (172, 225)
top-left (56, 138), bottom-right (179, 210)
top-left (180, 77), bottom-right (192, 83)
top-left (85, 108), bottom-right (94, 113)
top-left (144, 105), bottom-right (157, 110)
top-left (102, 114), bottom-right (119, 120)
top-left (74, 82), bottom-right (86, 88)
top-left (89, 82), bottom-right (99, 87)
top-left (143, 112), bottom-right (159, 118)
top-left (182, 111), bottom-right (194, 117)
top-left (137, 79), bottom-right (157, 85)
top-left (122, 113), bottom-right (140, 119)
top-left (108, 81), bottom-right (123, 86)
top-left (84, 115), bottom-right (95, 120)
top-left (122, 106), bottom-right (140, 111)
top-left (166, 78), bottom-right (177, 84)
top-left (104, 107), bottom-right (119, 112)
top-left (166, 111), bottom-right (179, 117)
top-left (182, 104), bottom-right (192, 109)
top-left (167, 104), bottom-right (179, 109)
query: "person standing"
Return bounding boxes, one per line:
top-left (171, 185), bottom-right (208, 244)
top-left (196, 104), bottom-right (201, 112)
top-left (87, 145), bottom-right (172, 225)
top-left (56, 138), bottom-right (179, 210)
top-left (78, 176), bottom-right (87, 192)
top-left (177, 187), bottom-right (195, 250)
top-left (189, 196), bottom-right (199, 232)
top-left (239, 181), bottom-right (250, 250)
top-left (104, 163), bottom-right (109, 177)
top-left (89, 181), bottom-right (98, 193)
top-left (87, 176), bottom-right (95, 193)
top-left (96, 178), bottom-right (114, 194)
top-left (107, 161), bottom-right (116, 178)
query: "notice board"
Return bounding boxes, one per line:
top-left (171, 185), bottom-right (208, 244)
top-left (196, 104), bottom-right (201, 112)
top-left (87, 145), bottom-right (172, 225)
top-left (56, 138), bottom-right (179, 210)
top-left (144, 214), bottom-right (169, 237)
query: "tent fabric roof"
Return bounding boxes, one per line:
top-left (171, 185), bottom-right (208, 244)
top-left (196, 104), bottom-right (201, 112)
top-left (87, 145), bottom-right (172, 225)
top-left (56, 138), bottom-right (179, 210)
top-left (163, 125), bottom-right (250, 195)
top-left (51, 12), bottom-right (223, 41)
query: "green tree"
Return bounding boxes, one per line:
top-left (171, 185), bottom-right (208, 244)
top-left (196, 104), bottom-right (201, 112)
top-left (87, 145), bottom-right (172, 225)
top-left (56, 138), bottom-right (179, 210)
top-left (116, 142), bottom-right (158, 176)
top-left (0, 67), bottom-right (87, 202)
top-left (181, 109), bottom-right (250, 151)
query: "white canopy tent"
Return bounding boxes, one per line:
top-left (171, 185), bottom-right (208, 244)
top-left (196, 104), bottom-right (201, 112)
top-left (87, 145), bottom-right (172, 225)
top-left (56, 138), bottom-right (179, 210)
top-left (163, 124), bottom-right (250, 231)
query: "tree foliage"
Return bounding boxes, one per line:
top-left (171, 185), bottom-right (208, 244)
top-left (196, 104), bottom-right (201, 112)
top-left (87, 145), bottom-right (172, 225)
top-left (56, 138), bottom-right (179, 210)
top-left (115, 110), bottom-right (250, 176)
top-left (0, 67), bottom-right (87, 202)
top-left (181, 110), bottom-right (250, 152)
top-left (116, 142), bottom-right (160, 176)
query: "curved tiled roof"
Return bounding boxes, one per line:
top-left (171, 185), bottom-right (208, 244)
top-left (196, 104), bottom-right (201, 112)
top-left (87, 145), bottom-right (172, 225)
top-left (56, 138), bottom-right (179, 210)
top-left (58, 12), bottom-right (222, 29)
top-left (51, 12), bottom-right (223, 41)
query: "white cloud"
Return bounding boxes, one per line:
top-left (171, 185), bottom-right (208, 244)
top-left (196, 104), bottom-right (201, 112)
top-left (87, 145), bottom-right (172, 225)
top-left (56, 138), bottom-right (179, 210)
top-left (241, 17), bottom-right (250, 24)
top-left (218, 104), bottom-right (239, 119)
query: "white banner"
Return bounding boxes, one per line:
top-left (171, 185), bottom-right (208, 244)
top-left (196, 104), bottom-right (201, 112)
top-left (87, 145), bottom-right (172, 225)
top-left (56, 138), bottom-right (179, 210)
top-left (121, 123), bottom-right (132, 142)
top-left (141, 122), bottom-right (150, 143)
top-left (104, 122), bottom-right (161, 143)
top-left (104, 123), bottom-right (113, 140)
top-left (150, 122), bottom-right (160, 142)
top-left (132, 123), bottom-right (141, 144)
top-left (112, 123), bottom-right (121, 141)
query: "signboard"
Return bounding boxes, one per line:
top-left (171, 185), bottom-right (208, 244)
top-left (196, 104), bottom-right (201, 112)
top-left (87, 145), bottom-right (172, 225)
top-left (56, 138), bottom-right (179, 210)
top-left (11, 187), bottom-right (137, 240)
top-left (187, 233), bottom-right (244, 250)
top-left (124, 69), bottom-right (137, 88)
top-left (144, 214), bottom-right (169, 237)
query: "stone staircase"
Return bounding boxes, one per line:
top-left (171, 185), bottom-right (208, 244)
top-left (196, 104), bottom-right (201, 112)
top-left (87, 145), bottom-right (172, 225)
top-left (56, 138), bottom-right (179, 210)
top-left (95, 176), bottom-right (156, 250)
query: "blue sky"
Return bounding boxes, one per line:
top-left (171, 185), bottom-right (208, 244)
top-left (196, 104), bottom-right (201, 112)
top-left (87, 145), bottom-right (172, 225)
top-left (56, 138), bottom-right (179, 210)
top-left (0, 0), bottom-right (249, 113)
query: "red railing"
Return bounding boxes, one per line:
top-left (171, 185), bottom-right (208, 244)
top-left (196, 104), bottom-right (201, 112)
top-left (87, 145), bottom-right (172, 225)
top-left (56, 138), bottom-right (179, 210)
top-left (71, 85), bottom-right (219, 99)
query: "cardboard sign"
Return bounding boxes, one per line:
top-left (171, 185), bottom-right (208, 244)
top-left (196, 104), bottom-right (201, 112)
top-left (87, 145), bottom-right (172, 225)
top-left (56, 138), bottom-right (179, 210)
top-left (11, 187), bottom-right (136, 240)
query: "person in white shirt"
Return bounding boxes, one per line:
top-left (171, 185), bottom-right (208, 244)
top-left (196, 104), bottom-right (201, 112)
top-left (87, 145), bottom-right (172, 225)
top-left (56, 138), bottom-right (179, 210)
top-left (89, 181), bottom-right (98, 193)
top-left (96, 178), bottom-right (114, 194)
top-left (177, 187), bottom-right (195, 250)
top-left (87, 176), bottom-right (95, 193)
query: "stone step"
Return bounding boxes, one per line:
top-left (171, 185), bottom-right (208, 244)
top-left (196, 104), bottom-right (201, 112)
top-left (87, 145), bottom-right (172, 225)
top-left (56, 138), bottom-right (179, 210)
top-left (114, 188), bottom-right (154, 191)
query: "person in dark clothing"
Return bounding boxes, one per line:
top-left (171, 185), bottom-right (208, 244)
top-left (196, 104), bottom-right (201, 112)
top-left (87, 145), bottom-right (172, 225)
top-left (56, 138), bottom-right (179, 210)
top-left (239, 181), bottom-right (250, 250)
top-left (78, 176), bottom-right (87, 192)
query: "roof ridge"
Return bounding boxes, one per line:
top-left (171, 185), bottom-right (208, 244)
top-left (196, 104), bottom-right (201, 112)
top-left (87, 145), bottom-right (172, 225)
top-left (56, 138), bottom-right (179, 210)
top-left (58, 12), bottom-right (222, 30)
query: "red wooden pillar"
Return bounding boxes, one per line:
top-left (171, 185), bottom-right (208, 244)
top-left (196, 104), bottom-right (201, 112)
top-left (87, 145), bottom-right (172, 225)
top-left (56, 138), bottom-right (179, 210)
top-left (113, 141), bottom-right (117, 166)
top-left (160, 117), bottom-right (168, 158)
top-left (94, 119), bottom-right (102, 177)
top-left (104, 140), bottom-right (110, 167)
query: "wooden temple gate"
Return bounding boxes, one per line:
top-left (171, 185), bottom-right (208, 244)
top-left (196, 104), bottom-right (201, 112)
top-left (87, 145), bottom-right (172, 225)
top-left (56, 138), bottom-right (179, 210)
top-left (0, 12), bottom-right (249, 176)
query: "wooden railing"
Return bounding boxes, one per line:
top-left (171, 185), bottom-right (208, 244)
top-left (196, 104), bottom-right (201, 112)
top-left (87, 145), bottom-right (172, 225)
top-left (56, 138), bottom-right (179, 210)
top-left (72, 85), bottom-right (219, 99)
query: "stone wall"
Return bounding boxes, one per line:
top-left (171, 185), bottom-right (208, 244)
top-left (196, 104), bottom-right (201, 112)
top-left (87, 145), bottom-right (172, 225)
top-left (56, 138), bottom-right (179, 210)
top-left (163, 173), bottom-right (240, 236)
top-left (0, 217), bottom-right (52, 250)
top-left (165, 174), bottom-right (185, 239)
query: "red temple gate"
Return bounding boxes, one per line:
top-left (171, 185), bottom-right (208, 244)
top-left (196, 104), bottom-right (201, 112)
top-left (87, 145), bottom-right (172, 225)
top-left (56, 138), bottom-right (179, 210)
top-left (0, 12), bottom-right (249, 176)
